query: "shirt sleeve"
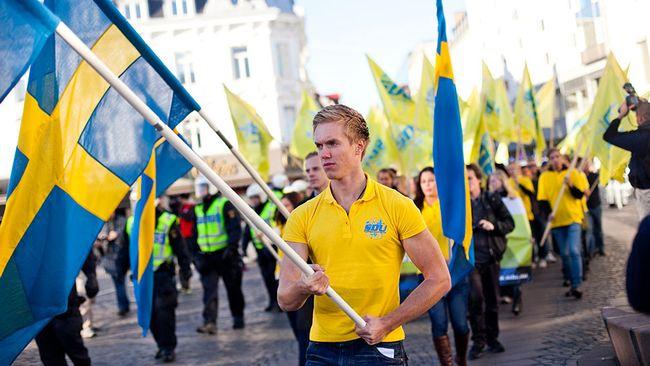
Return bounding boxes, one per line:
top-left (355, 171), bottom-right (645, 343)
top-left (537, 173), bottom-right (549, 202)
top-left (395, 195), bottom-right (427, 241)
top-left (282, 205), bottom-right (308, 245)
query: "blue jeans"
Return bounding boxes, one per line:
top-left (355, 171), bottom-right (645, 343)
top-left (110, 273), bottom-right (129, 313)
top-left (587, 206), bottom-right (604, 254)
top-left (552, 223), bottom-right (583, 289)
top-left (306, 339), bottom-right (407, 365)
top-left (427, 276), bottom-right (470, 338)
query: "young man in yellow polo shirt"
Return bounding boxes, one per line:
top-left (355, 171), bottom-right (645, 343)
top-left (278, 104), bottom-right (451, 365)
top-left (537, 149), bottom-right (589, 299)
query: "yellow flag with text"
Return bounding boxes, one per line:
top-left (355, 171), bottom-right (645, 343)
top-left (289, 90), bottom-right (319, 159)
top-left (493, 78), bottom-right (516, 143)
top-left (536, 78), bottom-right (555, 128)
top-left (580, 53), bottom-right (635, 185)
top-left (462, 88), bottom-right (482, 163)
top-left (481, 62), bottom-right (499, 140)
top-left (367, 55), bottom-right (432, 176)
top-left (363, 107), bottom-right (401, 176)
top-left (224, 86), bottom-right (274, 180)
top-left (514, 64), bottom-right (545, 159)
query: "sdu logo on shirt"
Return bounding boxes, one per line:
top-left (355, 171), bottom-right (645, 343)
top-left (364, 219), bottom-right (387, 239)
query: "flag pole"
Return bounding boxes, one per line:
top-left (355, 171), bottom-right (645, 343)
top-left (197, 110), bottom-right (291, 219)
top-left (54, 22), bottom-right (366, 328)
top-left (538, 141), bottom-right (584, 248)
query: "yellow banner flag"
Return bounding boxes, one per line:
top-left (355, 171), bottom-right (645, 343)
top-left (536, 77), bottom-right (555, 128)
top-left (224, 86), bottom-right (274, 180)
top-left (363, 106), bottom-right (401, 176)
top-left (481, 62), bottom-right (515, 143)
top-left (558, 111), bottom-right (589, 155)
top-left (462, 88), bottom-right (482, 163)
top-left (367, 55), bottom-right (432, 176)
top-left (580, 53), bottom-right (635, 185)
top-left (514, 63), bottom-right (545, 158)
top-left (493, 77), bottom-right (516, 143)
top-left (289, 90), bottom-right (319, 159)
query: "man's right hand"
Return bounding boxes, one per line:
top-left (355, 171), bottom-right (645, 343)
top-left (618, 102), bottom-right (629, 119)
top-left (299, 264), bottom-right (329, 296)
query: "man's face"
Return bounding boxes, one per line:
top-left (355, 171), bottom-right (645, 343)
top-left (313, 121), bottom-right (364, 180)
top-left (377, 172), bottom-right (394, 187)
top-left (304, 155), bottom-right (328, 192)
top-left (549, 151), bottom-right (563, 170)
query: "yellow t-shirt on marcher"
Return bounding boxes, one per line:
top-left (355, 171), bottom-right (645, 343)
top-left (517, 176), bottom-right (535, 221)
top-left (282, 177), bottom-right (427, 343)
top-left (537, 169), bottom-right (588, 228)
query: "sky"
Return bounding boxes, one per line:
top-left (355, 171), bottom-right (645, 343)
top-left (295, 0), bottom-right (466, 114)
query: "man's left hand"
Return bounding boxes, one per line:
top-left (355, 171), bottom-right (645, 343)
top-left (355, 315), bottom-right (390, 345)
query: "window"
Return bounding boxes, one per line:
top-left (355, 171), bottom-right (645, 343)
top-left (282, 105), bottom-right (296, 143)
top-left (174, 52), bottom-right (195, 84)
top-left (171, 0), bottom-right (188, 16)
top-left (232, 47), bottom-right (251, 79)
top-left (275, 43), bottom-right (289, 78)
top-left (540, 20), bottom-right (545, 31)
top-left (122, 1), bottom-right (143, 20)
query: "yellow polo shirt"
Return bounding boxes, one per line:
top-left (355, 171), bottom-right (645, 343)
top-left (517, 176), bottom-right (535, 221)
top-left (282, 177), bottom-right (427, 343)
top-left (537, 169), bottom-right (588, 228)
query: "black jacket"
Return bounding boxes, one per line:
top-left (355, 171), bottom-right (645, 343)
top-left (603, 118), bottom-right (650, 189)
top-left (627, 216), bottom-right (650, 314)
top-left (471, 191), bottom-right (515, 264)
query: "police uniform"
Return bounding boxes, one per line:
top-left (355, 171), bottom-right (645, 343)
top-left (242, 198), bottom-right (280, 311)
top-left (189, 193), bottom-right (245, 331)
top-left (126, 209), bottom-right (191, 360)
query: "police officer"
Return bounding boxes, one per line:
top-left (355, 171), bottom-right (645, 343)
top-left (125, 198), bottom-right (191, 362)
top-left (242, 184), bottom-right (280, 312)
top-left (190, 183), bottom-right (245, 334)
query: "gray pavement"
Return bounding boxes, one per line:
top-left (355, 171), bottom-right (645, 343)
top-left (14, 204), bottom-right (639, 365)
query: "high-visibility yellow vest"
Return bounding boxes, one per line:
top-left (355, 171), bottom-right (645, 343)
top-left (195, 197), bottom-right (229, 252)
top-left (251, 201), bottom-right (276, 250)
top-left (152, 212), bottom-right (176, 270)
top-left (125, 212), bottom-right (177, 270)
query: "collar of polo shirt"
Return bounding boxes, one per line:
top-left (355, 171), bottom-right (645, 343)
top-left (322, 174), bottom-right (376, 204)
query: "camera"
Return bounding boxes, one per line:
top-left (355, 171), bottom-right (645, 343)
top-left (623, 82), bottom-right (639, 110)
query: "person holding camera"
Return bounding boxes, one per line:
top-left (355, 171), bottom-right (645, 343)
top-left (603, 93), bottom-right (650, 219)
top-left (465, 164), bottom-right (515, 360)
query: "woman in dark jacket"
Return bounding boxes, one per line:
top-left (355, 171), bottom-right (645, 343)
top-left (465, 164), bottom-right (515, 360)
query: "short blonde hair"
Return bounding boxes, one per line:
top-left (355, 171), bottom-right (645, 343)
top-left (312, 104), bottom-right (370, 144)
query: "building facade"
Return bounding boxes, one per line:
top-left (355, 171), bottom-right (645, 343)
top-left (0, 0), bottom-right (310, 192)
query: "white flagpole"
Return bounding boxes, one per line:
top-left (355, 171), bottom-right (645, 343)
top-left (54, 22), bottom-right (366, 328)
top-left (197, 110), bottom-right (291, 219)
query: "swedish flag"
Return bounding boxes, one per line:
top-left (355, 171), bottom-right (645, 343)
top-left (433, 0), bottom-right (474, 286)
top-left (0, 0), bottom-right (60, 103)
top-left (0, 0), bottom-right (199, 361)
top-left (130, 135), bottom-right (191, 335)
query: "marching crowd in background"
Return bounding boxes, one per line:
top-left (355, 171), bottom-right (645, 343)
top-left (30, 101), bottom-right (650, 366)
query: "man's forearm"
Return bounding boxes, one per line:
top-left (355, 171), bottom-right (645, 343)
top-left (277, 280), bottom-right (311, 311)
top-left (382, 276), bottom-right (449, 332)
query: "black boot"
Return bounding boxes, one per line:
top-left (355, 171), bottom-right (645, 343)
top-left (454, 332), bottom-right (470, 366)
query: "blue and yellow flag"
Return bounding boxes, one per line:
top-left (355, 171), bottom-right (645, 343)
top-left (433, 0), bottom-right (474, 286)
top-left (0, 0), bottom-right (60, 103)
top-left (0, 0), bottom-right (200, 361)
top-left (130, 135), bottom-right (191, 335)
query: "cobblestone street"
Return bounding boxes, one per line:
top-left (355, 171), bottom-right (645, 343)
top-left (14, 204), bottom-right (639, 366)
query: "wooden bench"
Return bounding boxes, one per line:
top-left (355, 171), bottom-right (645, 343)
top-left (602, 307), bottom-right (650, 366)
